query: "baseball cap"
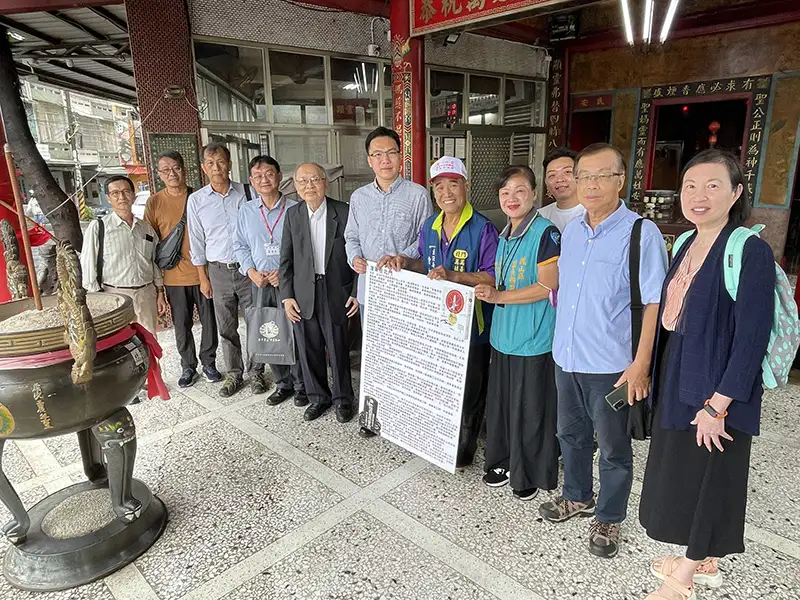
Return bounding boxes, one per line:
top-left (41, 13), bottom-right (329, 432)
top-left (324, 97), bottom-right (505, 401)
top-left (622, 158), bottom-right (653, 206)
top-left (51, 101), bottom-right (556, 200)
top-left (430, 156), bottom-right (467, 182)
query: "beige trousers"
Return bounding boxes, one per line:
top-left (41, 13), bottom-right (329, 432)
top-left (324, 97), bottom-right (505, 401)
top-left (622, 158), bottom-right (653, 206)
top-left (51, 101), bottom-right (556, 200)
top-left (103, 283), bottom-right (158, 335)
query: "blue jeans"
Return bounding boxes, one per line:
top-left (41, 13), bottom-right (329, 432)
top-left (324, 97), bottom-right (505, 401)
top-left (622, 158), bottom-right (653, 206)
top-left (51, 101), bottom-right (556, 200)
top-left (555, 366), bottom-right (633, 524)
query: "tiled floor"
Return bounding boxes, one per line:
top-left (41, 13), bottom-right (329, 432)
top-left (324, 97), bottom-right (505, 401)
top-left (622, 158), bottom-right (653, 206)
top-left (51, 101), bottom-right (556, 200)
top-left (1, 323), bottom-right (799, 600)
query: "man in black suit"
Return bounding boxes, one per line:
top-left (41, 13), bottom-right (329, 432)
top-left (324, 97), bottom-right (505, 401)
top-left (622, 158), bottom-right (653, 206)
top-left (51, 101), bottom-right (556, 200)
top-left (280, 163), bottom-right (359, 423)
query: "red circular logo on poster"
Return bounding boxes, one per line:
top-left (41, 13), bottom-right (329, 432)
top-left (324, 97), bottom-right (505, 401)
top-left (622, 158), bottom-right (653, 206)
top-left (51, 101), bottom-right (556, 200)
top-left (446, 290), bottom-right (465, 315)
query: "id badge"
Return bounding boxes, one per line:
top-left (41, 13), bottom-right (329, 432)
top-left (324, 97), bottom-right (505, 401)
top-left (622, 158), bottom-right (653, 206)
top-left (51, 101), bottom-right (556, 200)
top-left (264, 243), bottom-right (280, 257)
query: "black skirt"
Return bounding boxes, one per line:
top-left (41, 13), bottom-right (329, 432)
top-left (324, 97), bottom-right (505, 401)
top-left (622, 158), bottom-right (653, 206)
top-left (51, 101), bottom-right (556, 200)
top-left (484, 349), bottom-right (559, 491)
top-left (639, 331), bottom-right (752, 560)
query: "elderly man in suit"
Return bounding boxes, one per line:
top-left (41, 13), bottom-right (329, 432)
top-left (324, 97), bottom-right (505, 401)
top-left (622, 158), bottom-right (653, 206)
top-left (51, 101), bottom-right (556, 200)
top-left (280, 163), bottom-right (359, 423)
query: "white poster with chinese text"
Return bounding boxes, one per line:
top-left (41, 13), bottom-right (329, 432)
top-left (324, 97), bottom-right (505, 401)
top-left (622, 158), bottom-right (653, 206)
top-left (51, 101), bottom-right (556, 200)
top-left (358, 263), bottom-right (474, 473)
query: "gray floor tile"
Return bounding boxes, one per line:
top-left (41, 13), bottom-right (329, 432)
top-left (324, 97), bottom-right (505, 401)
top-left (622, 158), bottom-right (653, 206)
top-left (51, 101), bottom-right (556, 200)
top-left (2, 442), bottom-right (36, 486)
top-left (761, 386), bottom-right (800, 441)
top-left (238, 399), bottom-right (416, 487)
top-left (220, 511), bottom-right (498, 600)
top-left (746, 439), bottom-right (800, 543)
top-left (131, 419), bottom-right (343, 600)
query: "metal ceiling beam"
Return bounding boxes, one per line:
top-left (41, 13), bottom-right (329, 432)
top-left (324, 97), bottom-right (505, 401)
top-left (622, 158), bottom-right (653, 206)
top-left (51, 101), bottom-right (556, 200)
top-left (0, 15), bottom-right (60, 44)
top-left (88, 6), bottom-right (127, 33)
top-left (46, 10), bottom-right (108, 41)
top-left (0, 1), bottom-right (123, 17)
top-left (49, 59), bottom-right (136, 91)
top-left (16, 63), bottom-right (134, 104)
top-left (16, 51), bottom-right (129, 61)
top-left (96, 59), bottom-right (133, 78)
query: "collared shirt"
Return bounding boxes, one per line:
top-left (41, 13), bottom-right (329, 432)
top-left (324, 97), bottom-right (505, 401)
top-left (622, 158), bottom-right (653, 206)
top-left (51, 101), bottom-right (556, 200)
top-left (80, 212), bottom-right (163, 292)
top-left (345, 176), bottom-right (433, 302)
top-left (553, 202), bottom-right (668, 374)
top-left (234, 194), bottom-right (297, 274)
top-left (308, 199), bottom-right (328, 275)
top-left (188, 181), bottom-right (247, 266)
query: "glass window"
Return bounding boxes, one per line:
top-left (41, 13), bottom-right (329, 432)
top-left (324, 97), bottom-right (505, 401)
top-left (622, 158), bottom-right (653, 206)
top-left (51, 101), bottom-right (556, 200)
top-left (339, 133), bottom-right (373, 201)
top-left (468, 75), bottom-right (500, 125)
top-left (331, 58), bottom-right (379, 127)
top-left (504, 79), bottom-right (536, 127)
top-left (430, 71), bottom-right (464, 128)
top-left (274, 133), bottom-right (329, 176)
top-left (383, 65), bottom-right (393, 127)
top-left (269, 51), bottom-right (327, 125)
top-left (194, 41), bottom-right (265, 122)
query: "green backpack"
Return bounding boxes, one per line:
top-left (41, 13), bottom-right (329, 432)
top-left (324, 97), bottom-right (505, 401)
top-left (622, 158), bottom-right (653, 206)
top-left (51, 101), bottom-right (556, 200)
top-left (672, 225), bottom-right (800, 389)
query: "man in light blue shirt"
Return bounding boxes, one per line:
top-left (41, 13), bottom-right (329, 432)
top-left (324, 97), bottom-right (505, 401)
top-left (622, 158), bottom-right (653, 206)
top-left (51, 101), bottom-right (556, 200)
top-left (538, 143), bottom-right (668, 560)
top-left (234, 155), bottom-right (305, 404)
top-left (188, 143), bottom-right (251, 398)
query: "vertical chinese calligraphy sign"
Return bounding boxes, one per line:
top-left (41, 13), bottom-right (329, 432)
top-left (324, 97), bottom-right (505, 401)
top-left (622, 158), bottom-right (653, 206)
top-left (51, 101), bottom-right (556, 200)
top-left (359, 263), bottom-right (474, 473)
top-left (545, 49), bottom-right (567, 150)
top-left (629, 76), bottom-right (773, 204)
top-left (410, 0), bottom-right (564, 36)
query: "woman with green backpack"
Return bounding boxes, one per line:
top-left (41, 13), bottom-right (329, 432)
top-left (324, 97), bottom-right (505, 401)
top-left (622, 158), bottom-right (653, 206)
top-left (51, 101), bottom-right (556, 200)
top-left (638, 149), bottom-right (792, 600)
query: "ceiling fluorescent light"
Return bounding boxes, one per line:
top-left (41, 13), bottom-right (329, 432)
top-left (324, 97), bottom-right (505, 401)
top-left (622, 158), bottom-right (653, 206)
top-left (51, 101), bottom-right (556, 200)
top-left (620, 0), bottom-right (634, 46)
top-left (660, 0), bottom-right (681, 43)
top-left (643, 0), bottom-right (654, 44)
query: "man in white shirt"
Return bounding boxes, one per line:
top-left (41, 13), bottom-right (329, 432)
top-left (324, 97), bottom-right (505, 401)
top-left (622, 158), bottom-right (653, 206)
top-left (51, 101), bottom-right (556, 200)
top-left (538, 147), bottom-right (585, 233)
top-left (81, 175), bottom-right (167, 335)
top-left (280, 163), bottom-right (359, 424)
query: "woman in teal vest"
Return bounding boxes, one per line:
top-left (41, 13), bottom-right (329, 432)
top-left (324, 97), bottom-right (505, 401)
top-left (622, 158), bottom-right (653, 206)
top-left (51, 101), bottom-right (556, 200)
top-left (378, 156), bottom-right (499, 467)
top-left (475, 165), bottom-right (560, 501)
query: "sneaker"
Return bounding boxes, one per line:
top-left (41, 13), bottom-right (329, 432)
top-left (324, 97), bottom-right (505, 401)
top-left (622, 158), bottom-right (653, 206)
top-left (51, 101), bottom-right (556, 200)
top-left (651, 556), bottom-right (723, 588)
top-left (178, 368), bottom-right (197, 388)
top-left (538, 495), bottom-right (596, 522)
top-left (219, 374), bottom-right (243, 398)
top-left (203, 365), bottom-right (223, 383)
top-left (513, 488), bottom-right (539, 501)
top-left (588, 518), bottom-right (621, 559)
top-left (482, 467), bottom-right (510, 488)
top-left (250, 373), bottom-right (267, 395)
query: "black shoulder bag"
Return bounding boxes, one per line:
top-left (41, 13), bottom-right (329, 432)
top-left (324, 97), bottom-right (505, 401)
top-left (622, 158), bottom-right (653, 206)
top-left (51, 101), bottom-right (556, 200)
top-left (627, 218), bottom-right (654, 440)
top-left (155, 187), bottom-right (192, 270)
top-left (96, 216), bottom-right (105, 288)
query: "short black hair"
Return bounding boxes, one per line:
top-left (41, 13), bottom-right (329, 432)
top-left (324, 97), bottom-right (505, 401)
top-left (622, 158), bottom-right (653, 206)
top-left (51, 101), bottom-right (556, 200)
top-left (104, 175), bottom-right (135, 195)
top-left (543, 147), bottom-right (577, 172)
top-left (365, 127), bottom-right (401, 154)
top-left (156, 151), bottom-right (185, 170)
top-left (249, 155), bottom-right (281, 175)
top-left (681, 149), bottom-right (751, 227)
top-left (575, 142), bottom-right (627, 173)
top-left (494, 165), bottom-right (537, 194)
top-left (201, 142), bottom-right (231, 162)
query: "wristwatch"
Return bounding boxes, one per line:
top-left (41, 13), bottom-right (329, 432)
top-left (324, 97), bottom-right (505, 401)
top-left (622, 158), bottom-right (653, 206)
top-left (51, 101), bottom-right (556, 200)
top-left (703, 400), bottom-right (727, 419)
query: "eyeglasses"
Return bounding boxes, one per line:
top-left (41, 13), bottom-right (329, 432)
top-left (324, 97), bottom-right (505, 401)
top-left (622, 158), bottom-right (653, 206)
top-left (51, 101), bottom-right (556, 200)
top-left (251, 173), bottom-right (278, 182)
top-left (157, 167), bottom-right (183, 176)
top-left (575, 172), bottom-right (623, 185)
top-left (296, 176), bottom-right (325, 188)
top-left (368, 149), bottom-right (400, 159)
top-left (108, 190), bottom-right (134, 199)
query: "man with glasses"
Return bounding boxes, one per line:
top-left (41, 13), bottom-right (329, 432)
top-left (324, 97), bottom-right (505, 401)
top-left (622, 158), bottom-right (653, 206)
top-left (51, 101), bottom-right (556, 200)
top-left (234, 155), bottom-right (307, 404)
top-left (344, 126), bottom-right (432, 437)
top-left (81, 175), bottom-right (167, 335)
top-left (281, 163), bottom-right (359, 423)
top-left (538, 143), bottom-right (668, 559)
top-left (144, 151), bottom-right (222, 389)
top-left (539, 147), bottom-right (585, 233)
top-left (188, 143), bottom-right (252, 398)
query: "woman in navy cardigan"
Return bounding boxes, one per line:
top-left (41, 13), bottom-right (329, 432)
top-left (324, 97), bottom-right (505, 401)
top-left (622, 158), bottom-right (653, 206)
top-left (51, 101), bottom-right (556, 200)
top-left (639, 149), bottom-right (774, 600)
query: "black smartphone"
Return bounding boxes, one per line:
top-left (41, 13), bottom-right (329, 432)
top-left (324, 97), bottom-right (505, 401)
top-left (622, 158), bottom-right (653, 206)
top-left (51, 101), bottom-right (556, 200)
top-left (604, 382), bottom-right (629, 412)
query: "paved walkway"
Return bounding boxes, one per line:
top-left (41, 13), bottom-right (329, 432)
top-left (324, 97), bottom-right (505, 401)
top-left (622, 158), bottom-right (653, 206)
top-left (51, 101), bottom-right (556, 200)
top-left (1, 323), bottom-right (799, 600)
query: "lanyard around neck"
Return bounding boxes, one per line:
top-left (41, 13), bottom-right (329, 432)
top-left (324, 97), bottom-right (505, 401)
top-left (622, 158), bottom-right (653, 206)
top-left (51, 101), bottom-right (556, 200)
top-left (259, 200), bottom-right (286, 243)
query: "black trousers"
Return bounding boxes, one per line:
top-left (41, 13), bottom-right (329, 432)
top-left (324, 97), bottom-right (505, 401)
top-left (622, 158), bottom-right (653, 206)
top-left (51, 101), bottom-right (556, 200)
top-left (165, 284), bottom-right (218, 372)
top-left (252, 284), bottom-right (304, 393)
top-left (295, 277), bottom-right (353, 407)
top-left (457, 343), bottom-right (491, 464)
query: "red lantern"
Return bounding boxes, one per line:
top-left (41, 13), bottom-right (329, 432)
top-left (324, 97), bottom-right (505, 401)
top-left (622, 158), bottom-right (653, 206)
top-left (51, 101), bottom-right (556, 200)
top-left (708, 120), bottom-right (721, 147)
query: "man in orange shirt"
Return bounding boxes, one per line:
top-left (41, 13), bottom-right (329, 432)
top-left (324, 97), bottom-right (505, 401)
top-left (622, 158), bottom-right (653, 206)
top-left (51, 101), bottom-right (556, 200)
top-left (145, 151), bottom-right (222, 388)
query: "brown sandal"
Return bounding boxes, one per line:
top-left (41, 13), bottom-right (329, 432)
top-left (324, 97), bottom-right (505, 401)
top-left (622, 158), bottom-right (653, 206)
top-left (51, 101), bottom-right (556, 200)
top-left (645, 574), bottom-right (696, 600)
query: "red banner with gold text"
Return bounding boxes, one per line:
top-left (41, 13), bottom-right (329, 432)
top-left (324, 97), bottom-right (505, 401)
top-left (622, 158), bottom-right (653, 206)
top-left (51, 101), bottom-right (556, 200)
top-left (411, 0), bottom-right (563, 36)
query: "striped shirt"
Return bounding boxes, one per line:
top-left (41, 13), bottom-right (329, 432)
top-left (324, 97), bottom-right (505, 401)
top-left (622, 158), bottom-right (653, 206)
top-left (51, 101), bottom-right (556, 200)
top-left (188, 181), bottom-right (248, 266)
top-left (80, 212), bottom-right (163, 292)
top-left (344, 177), bottom-right (433, 302)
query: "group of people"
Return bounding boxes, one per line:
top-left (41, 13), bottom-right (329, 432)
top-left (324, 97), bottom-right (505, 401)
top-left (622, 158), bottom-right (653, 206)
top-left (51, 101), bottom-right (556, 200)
top-left (78, 125), bottom-right (774, 600)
